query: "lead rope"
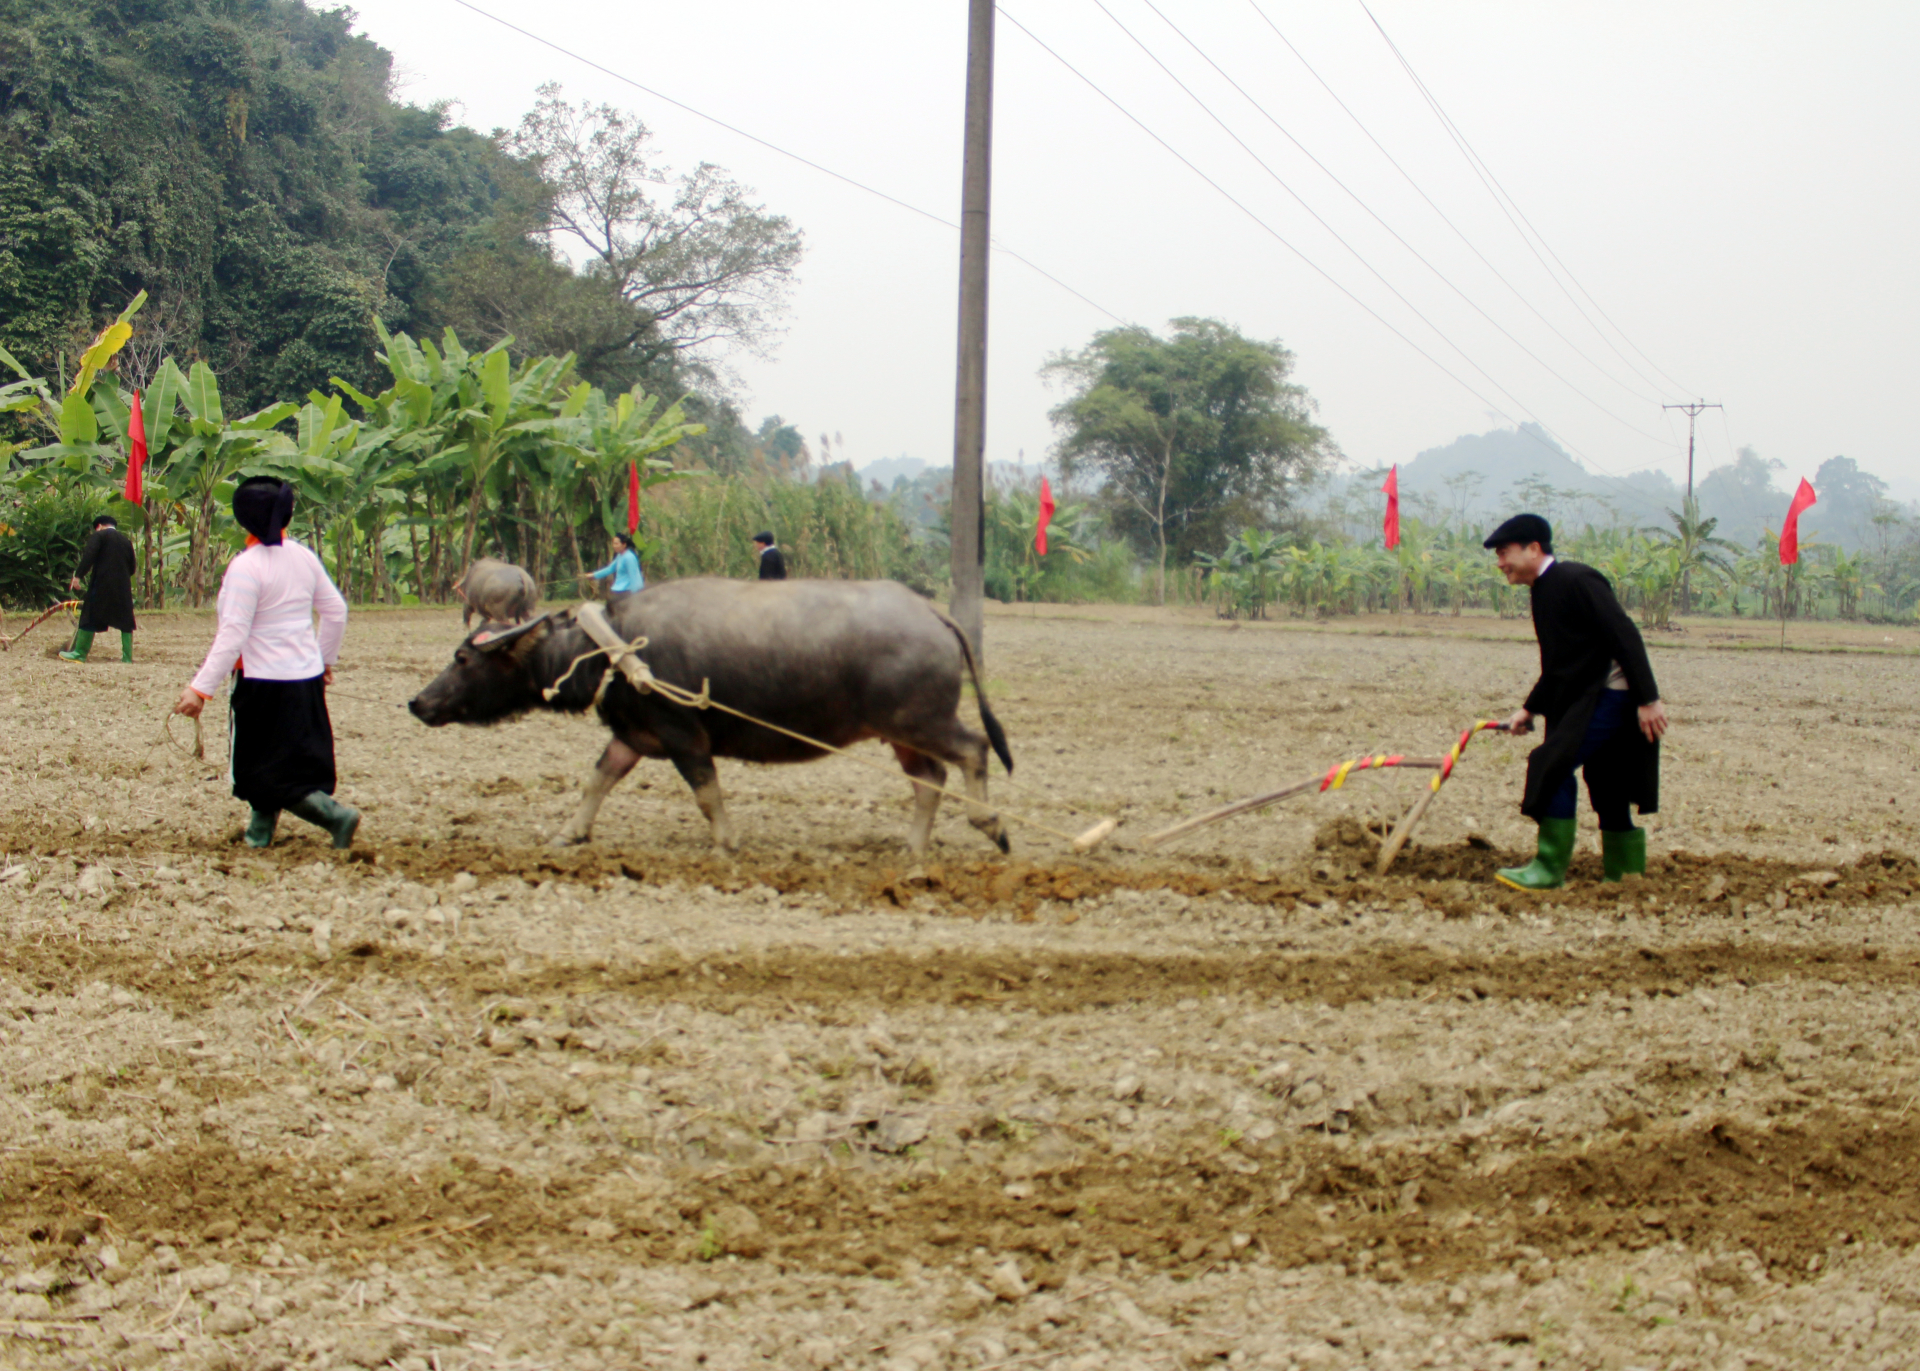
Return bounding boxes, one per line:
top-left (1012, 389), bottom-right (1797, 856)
top-left (161, 710), bottom-right (205, 762)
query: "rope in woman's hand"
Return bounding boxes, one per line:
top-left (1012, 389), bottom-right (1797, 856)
top-left (161, 710), bottom-right (205, 762)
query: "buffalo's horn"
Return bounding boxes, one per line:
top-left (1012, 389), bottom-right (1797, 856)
top-left (470, 611), bottom-right (553, 651)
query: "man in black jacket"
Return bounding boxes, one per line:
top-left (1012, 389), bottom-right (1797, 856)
top-left (61, 514), bottom-right (138, 663)
top-left (752, 530), bottom-right (787, 580)
top-left (1485, 514), bottom-right (1669, 889)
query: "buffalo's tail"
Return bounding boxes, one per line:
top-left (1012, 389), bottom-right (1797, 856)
top-left (931, 605), bottom-right (1014, 775)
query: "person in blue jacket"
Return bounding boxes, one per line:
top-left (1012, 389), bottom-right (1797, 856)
top-left (588, 533), bottom-right (644, 598)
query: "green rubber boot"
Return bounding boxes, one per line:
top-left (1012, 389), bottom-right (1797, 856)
top-left (1495, 817), bottom-right (1578, 891)
top-left (119, 631), bottom-right (134, 663)
top-left (58, 629), bottom-right (94, 662)
top-left (1601, 827), bottom-right (1647, 882)
top-left (245, 809), bottom-right (279, 848)
top-left (288, 792), bottom-right (361, 849)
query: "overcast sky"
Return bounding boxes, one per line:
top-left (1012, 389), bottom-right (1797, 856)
top-left (345, 0), bottom-right (1920, 500)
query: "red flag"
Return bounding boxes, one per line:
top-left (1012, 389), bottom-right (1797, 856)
top-left (626, 460), bottom-right (641, 535)
top-left (1778, 478), bottom-right (1817, 565)
top-left (124, 390), bottom-right (147, 505)
top-left (1035, 477), bottom-right (1056, 556)
top-left (1381, 464), bottom-right (1400, 550)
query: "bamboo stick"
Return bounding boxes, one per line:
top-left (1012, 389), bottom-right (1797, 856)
top-left (1143, 757), bottom-right (1444, 849)
top-left (1377, 719), bottom-right (1510, 875)
top-left (1376, 789), bottom-right (1437, 875)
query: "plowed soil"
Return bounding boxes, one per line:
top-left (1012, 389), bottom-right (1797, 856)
top-left (3, 601), bottom-right (1918, 1371)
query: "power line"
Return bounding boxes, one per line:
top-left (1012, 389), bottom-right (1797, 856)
top-left (1117, 0), bottom-right (1681, 452)
top-left (446, 0), bottom-right (1131, 327)
top-left (1356, 0), bottom-right (1695, 400)
top-left (1241, 0), bottom-right (1667, 410)
top-left (449, 0), bottom-right (1672, 519)
top-left (995, 9), bottom-right (1528, 436)
top-left (1081, 0), bottom-right (1569, 438)
top-left (1001, 5), bottom-right (1669, 518)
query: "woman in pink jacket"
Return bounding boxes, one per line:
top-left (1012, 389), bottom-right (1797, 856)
top-left (172, 477), bottom-right (359, 849)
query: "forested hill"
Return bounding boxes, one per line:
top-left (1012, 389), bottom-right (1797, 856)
top-left (0, 0), bottom-right (796, 459)
top-left (2, 1), bottom-right (517, 409)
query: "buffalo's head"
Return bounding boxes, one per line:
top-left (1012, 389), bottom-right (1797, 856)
top-left (409, 614), bottom-right (557, 726)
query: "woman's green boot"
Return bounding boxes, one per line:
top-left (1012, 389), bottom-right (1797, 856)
top-left (1601, 827), bottom-right (1647, 881)
top-left (288, 792), bottom-right (361, 849)
top-left (1495, 817), bottom-right (1578, 891)
top-left (58, 629), bottom-right (94, 662)
top-left (245, 809), bottom-right (279, 848)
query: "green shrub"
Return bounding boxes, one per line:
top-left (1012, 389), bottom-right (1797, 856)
top-left (0, 487), bottom-right (115, 610)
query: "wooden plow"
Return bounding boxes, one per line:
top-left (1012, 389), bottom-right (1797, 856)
top-left (0, 601), bottom-right (80, 653)
top-left (1144, 720), bottom-right (1512, 875)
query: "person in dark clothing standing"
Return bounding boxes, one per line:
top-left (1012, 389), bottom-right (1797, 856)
top-left (1484, 513), bottom-right (1669, 889)
top-left (752, 530), bottom-right (787, 580)
top-left (61, 514), bottom-right (138, 663)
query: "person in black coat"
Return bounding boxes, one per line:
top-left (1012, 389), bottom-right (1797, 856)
top-left (61, 515), bottom-right (138, 663)
top-left (1484, 513), bottom-right (1669, 889)
top-left (752, 530), bottom-right (787, 580)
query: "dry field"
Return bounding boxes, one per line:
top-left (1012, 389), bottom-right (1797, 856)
top-left (2, 599), bottom-right (1919, 1371)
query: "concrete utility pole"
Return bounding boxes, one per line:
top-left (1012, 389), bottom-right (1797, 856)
top-left (948, 0), bottom-right (994, 656)
top-left (1663, 399), bottom-right (1723, 504)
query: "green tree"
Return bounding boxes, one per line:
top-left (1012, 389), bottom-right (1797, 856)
top-left (506, 85), bottom-right (804, 386)
top-left (1044, 318), bottom-right (1334, 604)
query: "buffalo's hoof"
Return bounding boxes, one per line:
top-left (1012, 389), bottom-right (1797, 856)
top-left (550, 832), bottom-right (589, 848)
top-left (994, 832), bottom-right (1010, 854)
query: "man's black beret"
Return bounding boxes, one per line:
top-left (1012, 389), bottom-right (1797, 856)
top-left (1483, 513), bottom-right (1553, 552)
top-left (752, 530), bottom-right (775, 545)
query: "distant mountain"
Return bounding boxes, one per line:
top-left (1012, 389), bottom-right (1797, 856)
top-left (1393, 424), bottom-right (1677, 527)
top-left (855, 455), bottom-right (927, 491)
top-left (1331, 425), bottom-right (1909, 552)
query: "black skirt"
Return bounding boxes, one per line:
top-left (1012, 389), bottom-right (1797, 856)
top-left (228, 673), bottom-right (337, 812)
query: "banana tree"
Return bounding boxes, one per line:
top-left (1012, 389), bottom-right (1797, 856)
top-left (1194, 527), bottom-right (1280, 618)
top-left (983, 486), bottom-right (1093, 604)
top-left (149, 360), bottom-right (298, 605)
top-left (371, 323), bottom-right (579, 568)
top-left (330, 353), bottom-right (461, 601)
top-left (1650, 496), bottom-right (1738, 617)
top-left (1827, 547), bottom-right (1873, 620)
top-left (255, 392), bottom-right (418, 601)
top-left (4, 292), bottom-right (150, 491)
top-left (567, 385), bottom-right (704, 589)
top-left (505, 380), bottom-right (603, 595)
top-left (0, 292), bottom-right (146, 453)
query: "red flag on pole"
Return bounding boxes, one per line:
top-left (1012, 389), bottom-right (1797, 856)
top-left (1035, 476), bottom-right (1056, 556)
top-left (1778, 478), bottom-right (1817, 565)
top-left (1381, 464), bottom-right (1400, 550)
top-left (124, 390), bottom-right (147, 505)
top-left (626, 460), bottom-right (641, 535)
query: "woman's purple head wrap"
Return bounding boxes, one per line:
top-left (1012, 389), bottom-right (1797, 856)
top-left (233, 477), bottom-right (295, 546)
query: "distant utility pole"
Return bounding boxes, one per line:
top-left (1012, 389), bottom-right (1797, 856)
top-left (1662, 400), bottom-right (1723, 504)
top-left (948, 0), bottom-right (995, 657)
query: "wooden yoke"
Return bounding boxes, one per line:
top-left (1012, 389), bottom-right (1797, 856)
top-left (574, 600), bottom-right (654, 694)
top-left (566, 601), bottom-right (712, 714)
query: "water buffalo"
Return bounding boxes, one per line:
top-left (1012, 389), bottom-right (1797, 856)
top-left (408, 578), bottom-right (1013, 854)
top-left (452, 557), bottom-right (539, 629)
